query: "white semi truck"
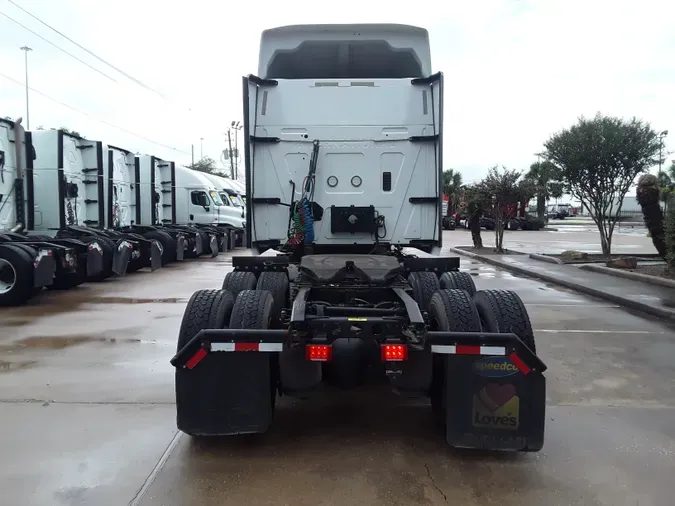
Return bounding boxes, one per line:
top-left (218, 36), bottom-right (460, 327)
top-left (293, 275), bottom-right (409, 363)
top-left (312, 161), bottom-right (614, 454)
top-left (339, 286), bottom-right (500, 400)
top-left (0, 118), bottom-right (136, 305)
top-left (27, 129), bottom-right (164, 275)
top-left (171, 24), bottom-right (547, 453)
top-left (200, 172), bottom-right (246, 246)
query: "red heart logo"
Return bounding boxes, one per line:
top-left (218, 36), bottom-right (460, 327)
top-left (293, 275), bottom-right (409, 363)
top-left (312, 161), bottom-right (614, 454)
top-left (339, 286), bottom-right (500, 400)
top-left (483, 383), bottom-right (516, 409)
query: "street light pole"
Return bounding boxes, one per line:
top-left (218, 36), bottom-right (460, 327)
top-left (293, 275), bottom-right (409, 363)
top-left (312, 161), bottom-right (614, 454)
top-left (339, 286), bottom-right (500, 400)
top-left (231, 121), bottom-right (242, 179)
top-left (227, 129), bottom-right (235, 179)
top-left (658, 130), bottom-right (669, 178)
top-left (19, 46), bottom-right (32, 129)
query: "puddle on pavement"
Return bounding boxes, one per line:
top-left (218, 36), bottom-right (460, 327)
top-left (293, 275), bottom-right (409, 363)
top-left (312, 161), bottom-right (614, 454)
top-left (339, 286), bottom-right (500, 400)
top-left (0, 359), bottom-right (38, 372)
top-left (0, 294), bottom-right (185, 322)
top-left (85, 296), bottom-right (185, 304)
top-left (3, 319), bottom-right (32, 327)
top-left (0, 334), bottom-right (156, 352)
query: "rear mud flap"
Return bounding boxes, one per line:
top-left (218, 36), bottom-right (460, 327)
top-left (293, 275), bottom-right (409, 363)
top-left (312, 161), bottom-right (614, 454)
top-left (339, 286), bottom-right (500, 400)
top-left (444, 355), bottom-right (545, 451)
top-left (229, 229), bottom-right (237, 250)
top-left (33, 250), bottom-right (56, 287)
top-left (176, 353), bottom-right (274, 436)
top-left (112, 240), bottom-right (132, 276)
top-left (176, 236), bottom-right (185, 261)
top-left (194, 233), bottom-right (203, 256)
top-left (209, 235), bottom-right (219, 257)
top-left (150, 240), bottom-right (162, 271)
top-left (86, 244), bottom-right (104, 278)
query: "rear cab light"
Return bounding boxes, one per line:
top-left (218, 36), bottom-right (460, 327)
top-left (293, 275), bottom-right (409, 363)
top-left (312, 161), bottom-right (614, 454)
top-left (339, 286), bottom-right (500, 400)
top-left (306, 344), bottom-right (332, 361)
top-left (381, 344), bottom-right (408, 361)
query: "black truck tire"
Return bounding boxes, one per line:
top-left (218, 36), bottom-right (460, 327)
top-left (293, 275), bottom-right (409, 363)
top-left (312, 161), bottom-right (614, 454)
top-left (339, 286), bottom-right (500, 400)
top-left (175, 289), bottom-right (235, 436)
top-left (428, 289), bottom-right (482, 427)
top-left (222, 271), bottom-right (257, 297)
top-left (229, 289), bottom-right (274, 329)
top-left (0, 244), bottom-right (36, 306)
top-left (473, 289), bottom-right (536, 353)
top-left (439, 271), bottom-right (477, 296)
top-left (143, 230), bottom-right (175, 266)
top-left (408, 272), bottom-right (440, 311)
top-left (256, 271), bottom-right (289, 325)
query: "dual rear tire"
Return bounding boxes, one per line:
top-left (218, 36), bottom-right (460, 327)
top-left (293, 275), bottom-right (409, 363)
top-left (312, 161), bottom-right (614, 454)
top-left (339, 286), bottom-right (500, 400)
top-left (407, 271), bottom-right (536, 441)
top-left (176, 274), bottom-right (288, 437)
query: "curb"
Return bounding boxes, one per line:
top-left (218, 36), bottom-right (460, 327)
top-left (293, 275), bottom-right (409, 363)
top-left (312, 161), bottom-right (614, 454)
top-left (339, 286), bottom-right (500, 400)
top-left (579, 263), bottom-right (675, 289)
top-left (449, 247), bottom-right (675, 321)
top-left (528, 253), bottom-right (563, 265)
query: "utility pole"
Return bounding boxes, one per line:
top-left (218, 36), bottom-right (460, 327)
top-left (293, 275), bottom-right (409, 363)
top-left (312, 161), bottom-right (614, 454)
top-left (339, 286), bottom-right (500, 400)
top-left (20, 46), bottom-right (32, 129)
top-left (191, 144), bottom-right (194, 165)
top-left (200, 137), bottom-right (204, 160)
top-left (227, 129), bottom-right (235, 179)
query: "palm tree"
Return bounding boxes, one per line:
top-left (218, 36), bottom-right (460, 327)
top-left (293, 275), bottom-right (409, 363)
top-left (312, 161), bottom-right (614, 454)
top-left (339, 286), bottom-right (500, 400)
top-left (442, 169), bottom-right (463, 217)
top-left (526, 161), bottom-right (561, 219)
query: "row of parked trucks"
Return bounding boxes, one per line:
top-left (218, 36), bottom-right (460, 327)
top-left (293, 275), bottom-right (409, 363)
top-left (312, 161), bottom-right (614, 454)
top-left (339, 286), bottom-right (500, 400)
top-left (0, 118), bottom-right (247, 306)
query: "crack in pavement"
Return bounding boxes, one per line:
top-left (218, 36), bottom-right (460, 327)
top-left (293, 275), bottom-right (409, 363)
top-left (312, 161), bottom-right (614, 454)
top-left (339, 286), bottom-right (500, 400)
top-left (0, 399), bottom-right (175, 405)
top-left (425, 463), bottom-right (448, 502)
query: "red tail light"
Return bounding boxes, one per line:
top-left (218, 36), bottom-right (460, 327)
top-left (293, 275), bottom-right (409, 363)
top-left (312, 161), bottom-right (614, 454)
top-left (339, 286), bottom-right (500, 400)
top-left (381, 344), bottom-right (408, 361)
top-left (306, 344), bottom-right (332, 361)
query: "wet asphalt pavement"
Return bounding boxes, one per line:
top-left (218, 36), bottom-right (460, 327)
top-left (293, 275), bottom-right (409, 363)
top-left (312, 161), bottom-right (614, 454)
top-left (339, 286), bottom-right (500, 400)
top-left (1, 239), bottom-right (674, 506)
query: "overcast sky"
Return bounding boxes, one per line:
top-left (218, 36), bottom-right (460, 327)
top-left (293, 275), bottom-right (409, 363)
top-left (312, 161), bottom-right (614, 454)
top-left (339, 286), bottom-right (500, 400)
top-left (1, 0), bottom-right (673, 186)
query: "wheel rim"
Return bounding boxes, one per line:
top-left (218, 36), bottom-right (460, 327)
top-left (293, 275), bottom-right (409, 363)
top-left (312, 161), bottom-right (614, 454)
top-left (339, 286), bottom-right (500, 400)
top-left (0, 258), bottom-right (17, 294)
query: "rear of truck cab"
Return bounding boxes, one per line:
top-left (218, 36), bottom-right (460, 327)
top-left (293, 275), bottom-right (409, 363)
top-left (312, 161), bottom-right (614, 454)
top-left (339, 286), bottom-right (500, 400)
top-left (172, 23), bottom-right (547, 453)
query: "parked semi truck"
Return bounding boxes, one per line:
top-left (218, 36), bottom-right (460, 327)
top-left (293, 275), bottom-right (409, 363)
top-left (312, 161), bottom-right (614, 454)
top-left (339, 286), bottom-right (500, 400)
top-left (0, 118), bottom-right (117, 305)
top-left (136, 155), bottom-right (225, 257)
top-left (171, 24), bottom-right (547, 452)
top-left (200, 171), bottom-right (246, 246)
top-left (27, 128), bottom-right (165, 275)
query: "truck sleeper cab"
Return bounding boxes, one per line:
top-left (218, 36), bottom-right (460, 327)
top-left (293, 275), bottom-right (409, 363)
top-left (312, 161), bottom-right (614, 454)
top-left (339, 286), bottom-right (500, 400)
top-left (103, 146), bottom-right (185, 266)
top-left (135, 155), bottom-right (221, 259)
top-left (200, 172), bottom-right (246, 248)
top-left (172, 24), bottom-right (547, 453)
top-left (0, 119), bottom-right (110, 304)
top-left (28, 129), bottom-right (160, 277)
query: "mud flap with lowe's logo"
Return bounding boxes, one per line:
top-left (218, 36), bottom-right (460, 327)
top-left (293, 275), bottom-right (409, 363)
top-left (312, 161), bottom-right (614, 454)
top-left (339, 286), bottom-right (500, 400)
top-left (444, 353), bottom-right (546, 452)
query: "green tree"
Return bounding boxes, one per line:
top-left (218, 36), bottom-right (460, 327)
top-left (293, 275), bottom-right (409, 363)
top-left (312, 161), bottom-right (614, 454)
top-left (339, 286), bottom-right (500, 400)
top-left (59, 126), bottom-right (83, 137)
top-left (187, 157), bottom-right (218, 174)
top-left (525, 161), bottom-right (562, 219)
top-left (658, 162), bottom-right (675, 214)
top-left (463, 184), bottom-right (486, 248)
top-left (544, 113), bottom-right (661, 257)
top-left (479, 166), bottom-right (524, 252)
top-left (442, 169), bottom-right (463, 217)
top-left (636, 174), bottom-right (667, 259)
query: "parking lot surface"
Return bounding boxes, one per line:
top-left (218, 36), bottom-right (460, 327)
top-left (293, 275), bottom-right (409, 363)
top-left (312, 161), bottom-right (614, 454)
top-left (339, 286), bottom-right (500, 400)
top-left (1, 248), bottom-right (673, 506)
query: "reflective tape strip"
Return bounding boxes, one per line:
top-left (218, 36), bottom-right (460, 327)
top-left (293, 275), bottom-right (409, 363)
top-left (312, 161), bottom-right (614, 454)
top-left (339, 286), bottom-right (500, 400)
top-left (211, 343), bottom-right (236, 352)
top-left (431, 345), bottom-right (506, 356)
top-left (431, 345), bottom-right (456, 354)
top-left (479, 346), bottom-right (507, 356)
top-left (259, 342), bottom-right (283, 352)
top-left (210, 342), bottom-right (283, 352)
